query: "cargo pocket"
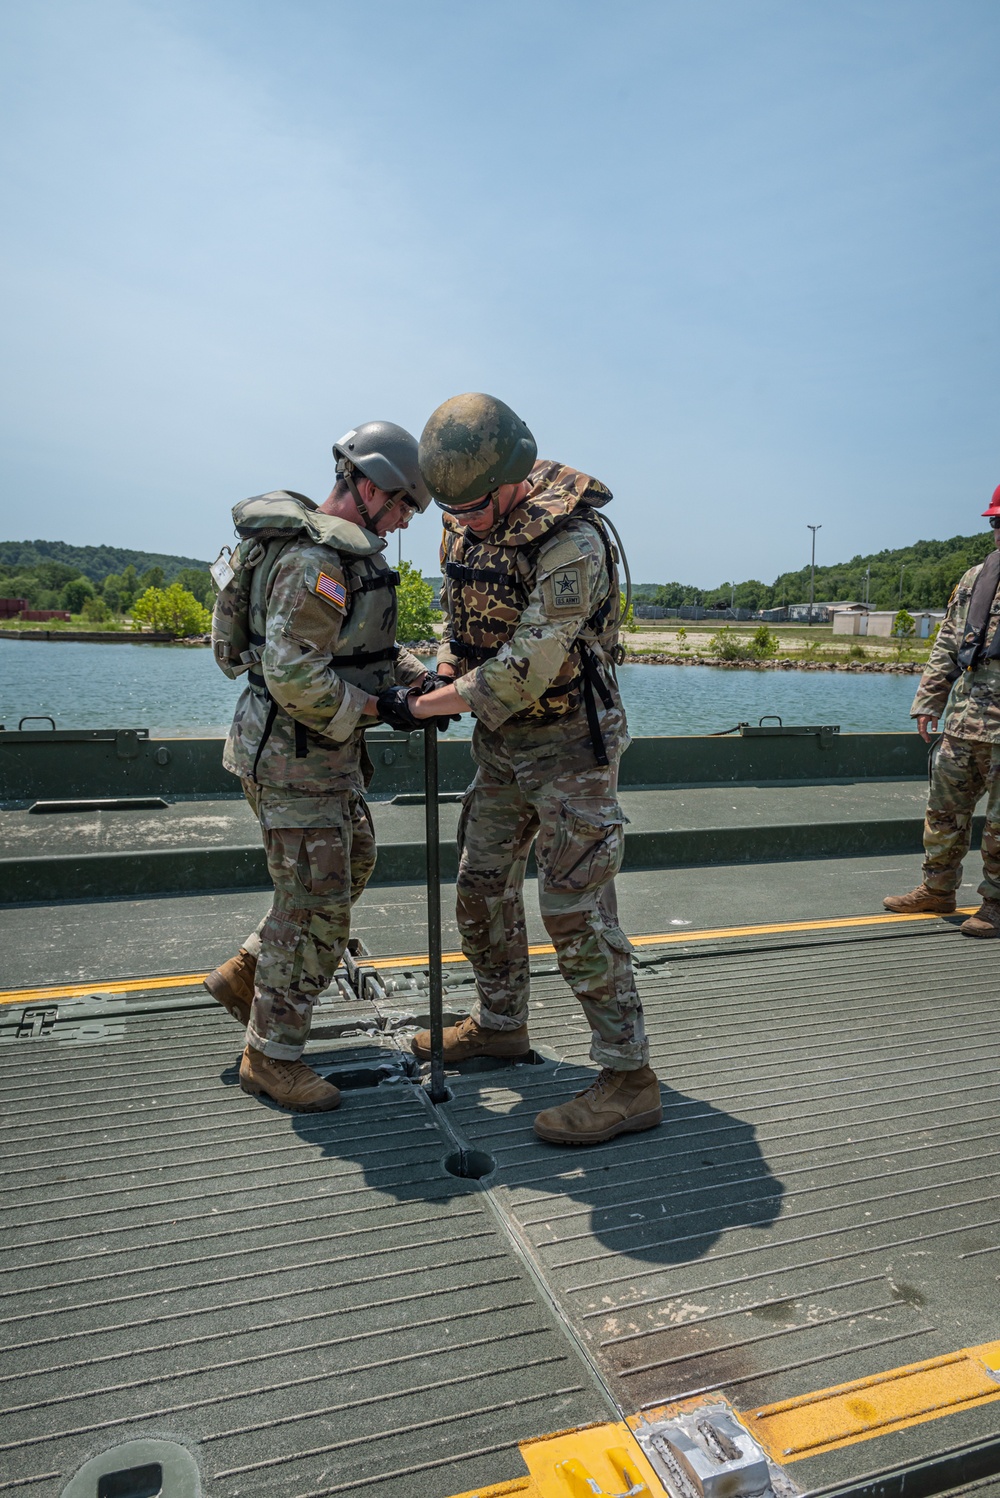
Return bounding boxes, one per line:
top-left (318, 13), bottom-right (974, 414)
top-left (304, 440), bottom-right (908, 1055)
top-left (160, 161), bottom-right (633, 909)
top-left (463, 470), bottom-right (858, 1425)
top-left (348, 791), bottom-right (378, 900)
top-left (544, 797), bottom-right (625, 894)
top-left (257, 907), bottom-right (310, 993)
top-left (295, 826), bottom-right (350, 900)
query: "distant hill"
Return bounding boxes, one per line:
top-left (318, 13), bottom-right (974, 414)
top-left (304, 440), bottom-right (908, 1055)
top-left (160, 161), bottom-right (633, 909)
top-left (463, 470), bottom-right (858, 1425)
top-left (653, 532), bottom-right (995, 613)
top-left (0, 540), bottom-right (208, 585)
top-left (2, 530), bottom-right (991, 615)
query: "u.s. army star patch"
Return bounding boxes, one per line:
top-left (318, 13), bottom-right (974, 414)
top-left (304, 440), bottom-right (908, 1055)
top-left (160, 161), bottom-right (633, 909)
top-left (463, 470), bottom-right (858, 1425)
top-left (315, 573), bottom-right (348, 610)
top-left (551, 568), bottom-right (582, 607)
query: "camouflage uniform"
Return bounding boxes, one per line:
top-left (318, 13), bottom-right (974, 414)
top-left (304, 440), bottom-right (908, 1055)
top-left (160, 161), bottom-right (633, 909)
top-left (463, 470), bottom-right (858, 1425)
top-left (440, 460), bottom-right (647, 1070)
top-left (910, 560), bottom-right (1000, 901)
top-left (221, 510), bottom-right (425, 1059)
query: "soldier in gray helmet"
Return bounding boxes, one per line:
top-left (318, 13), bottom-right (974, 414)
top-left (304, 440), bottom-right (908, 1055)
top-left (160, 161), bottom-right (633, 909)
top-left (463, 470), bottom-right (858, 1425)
top-left (378, 393), bottom-right (662, 1145)
top-left (205, 421), bottom-right (442, 1112)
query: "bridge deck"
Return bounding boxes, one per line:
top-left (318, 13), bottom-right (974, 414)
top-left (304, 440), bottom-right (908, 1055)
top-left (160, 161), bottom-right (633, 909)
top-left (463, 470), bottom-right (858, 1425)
top-left (1, 905), bottom-right (998, 1497)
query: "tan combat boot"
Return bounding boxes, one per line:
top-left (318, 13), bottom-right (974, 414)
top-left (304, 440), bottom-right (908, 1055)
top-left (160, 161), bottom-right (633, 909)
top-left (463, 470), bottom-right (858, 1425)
top-left (239, 1046), bottom-right (341, 1112)
top-left (882, 885), bottom-right (956, 915)
top-left (533, 1066), bottom-right (663, 1145)
top-left (960, 899), bottom-right (1000, 938)
top-left (204, 948), bottom-right (258, 1026)
top-left (411, 1014), bottom-right (530, 1063)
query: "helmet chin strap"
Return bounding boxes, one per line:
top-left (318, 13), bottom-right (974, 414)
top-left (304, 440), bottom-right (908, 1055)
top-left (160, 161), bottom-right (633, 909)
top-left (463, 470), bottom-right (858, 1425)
top-left (343, 465), bottom-right (395, 532)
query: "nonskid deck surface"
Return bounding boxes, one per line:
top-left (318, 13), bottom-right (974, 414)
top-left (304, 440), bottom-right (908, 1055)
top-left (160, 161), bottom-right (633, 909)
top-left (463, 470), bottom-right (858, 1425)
top-left (0, 999), bottom-right (610, 1498)
top-left (0, 919), bottom-right (998, 1496)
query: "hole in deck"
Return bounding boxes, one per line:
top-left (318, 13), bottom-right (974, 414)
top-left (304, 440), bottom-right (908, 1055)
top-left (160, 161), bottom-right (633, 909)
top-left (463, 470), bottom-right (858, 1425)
top-left (320, 1060), bottom-right (418, 1090)
top-left (444, 1148), bottom-right (496, 1181)
top-left (97, 1464), bottom-right (162, 1498)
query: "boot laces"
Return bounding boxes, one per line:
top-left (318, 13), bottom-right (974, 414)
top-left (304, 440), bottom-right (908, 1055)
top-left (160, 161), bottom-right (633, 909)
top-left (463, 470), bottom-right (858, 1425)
top-left (270, 1057), bottom-right (300, 1081)
top-left (577, 1068), bottom-right (616, 1101)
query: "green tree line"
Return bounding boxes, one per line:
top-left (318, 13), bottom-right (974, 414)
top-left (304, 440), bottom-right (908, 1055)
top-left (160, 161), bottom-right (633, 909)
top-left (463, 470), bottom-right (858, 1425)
top-left (0, 540), bottom-right (442, 640)
top-left (0, 540), bottom-right (209, 585)
top-left (644, 531), bottom-right (994, 612)
top-left (0, 553), bottom-right (213, 618)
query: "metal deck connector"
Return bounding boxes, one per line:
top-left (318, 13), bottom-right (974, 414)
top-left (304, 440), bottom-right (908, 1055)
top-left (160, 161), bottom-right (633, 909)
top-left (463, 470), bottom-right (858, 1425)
top-left (635, 1404), bottom-right (797, 1498)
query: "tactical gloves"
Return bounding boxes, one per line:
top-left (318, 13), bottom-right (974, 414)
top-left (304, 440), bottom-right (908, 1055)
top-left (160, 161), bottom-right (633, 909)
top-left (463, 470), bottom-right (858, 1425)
top-left (376, 686), bottom-right (424, 733)
top-left (376, 682), bottom-right (461, 733)
top-left (419, 670), bottom-right (454, 694)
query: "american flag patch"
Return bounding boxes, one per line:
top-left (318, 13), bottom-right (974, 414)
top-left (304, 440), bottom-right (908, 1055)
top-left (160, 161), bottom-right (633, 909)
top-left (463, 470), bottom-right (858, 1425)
top-left (315, 572), bottom-right (348, 610)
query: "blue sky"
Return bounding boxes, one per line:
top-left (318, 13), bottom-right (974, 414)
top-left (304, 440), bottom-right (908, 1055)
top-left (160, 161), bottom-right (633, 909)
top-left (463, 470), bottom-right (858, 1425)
top-left (1, 0), bottom-right (997, 585)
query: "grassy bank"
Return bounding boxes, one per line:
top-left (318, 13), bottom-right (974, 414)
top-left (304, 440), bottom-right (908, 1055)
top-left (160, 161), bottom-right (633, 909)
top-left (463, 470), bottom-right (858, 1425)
top-left (0, 614), bottom-right (131, 632)
top-left (622, 620), bottom-right (933, 667)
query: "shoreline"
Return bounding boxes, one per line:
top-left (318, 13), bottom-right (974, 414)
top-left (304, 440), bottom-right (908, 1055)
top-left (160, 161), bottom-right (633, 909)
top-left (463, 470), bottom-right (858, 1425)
top-left (410, 642), bottom-right (924, 673)
top-left (621, 652), bottom-right (923, 673)
top-left (0, 629), bottom-right (198, 643)
top-left (0, 632), bottom-right (925, 673)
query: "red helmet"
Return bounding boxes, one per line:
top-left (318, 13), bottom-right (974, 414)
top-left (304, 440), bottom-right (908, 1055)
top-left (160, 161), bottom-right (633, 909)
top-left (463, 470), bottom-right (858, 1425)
top-left (982, 483), bottom-right (1000, 518)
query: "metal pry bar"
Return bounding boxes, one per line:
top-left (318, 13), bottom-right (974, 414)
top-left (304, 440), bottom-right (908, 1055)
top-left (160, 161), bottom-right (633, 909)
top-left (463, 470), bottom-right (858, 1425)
top-left (423, 722), bottom-right (447, 1103)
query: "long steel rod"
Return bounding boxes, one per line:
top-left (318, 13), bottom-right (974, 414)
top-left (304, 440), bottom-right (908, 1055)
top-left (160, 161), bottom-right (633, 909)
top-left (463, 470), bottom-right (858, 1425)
top-left (423, 723), bottom-right (447, 1103)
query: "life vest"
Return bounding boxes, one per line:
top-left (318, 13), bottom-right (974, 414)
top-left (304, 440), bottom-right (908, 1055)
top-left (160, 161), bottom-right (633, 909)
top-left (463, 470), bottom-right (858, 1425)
top-left (211, 490), bottom-right (400, 771)
top-left (441, 461), bottom-right (623, 759)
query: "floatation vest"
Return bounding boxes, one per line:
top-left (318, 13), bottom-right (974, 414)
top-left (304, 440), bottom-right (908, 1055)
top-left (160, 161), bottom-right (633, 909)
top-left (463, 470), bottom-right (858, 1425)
top-left (211, 490), bottom-right (400, 769)
top-left (441, 462), bottom-right (622, 761)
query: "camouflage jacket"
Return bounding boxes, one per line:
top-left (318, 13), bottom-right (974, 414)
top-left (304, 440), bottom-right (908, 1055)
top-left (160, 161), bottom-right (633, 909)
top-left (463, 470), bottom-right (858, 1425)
top-left (910, 559), bottom-right (1000, 742)
top-left (438, 460), bottom-right (628, 764)
top-left (224, 537), bottom-right (426, 792)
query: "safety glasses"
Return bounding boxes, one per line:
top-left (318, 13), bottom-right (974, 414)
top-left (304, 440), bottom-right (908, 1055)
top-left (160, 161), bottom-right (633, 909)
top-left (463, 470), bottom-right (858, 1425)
top-left (387, 491), bottom-right (418, 519)
top-left (989, 517), bottom-right (1000, 530)
top-left (434, 489), bottom-right (498, 516)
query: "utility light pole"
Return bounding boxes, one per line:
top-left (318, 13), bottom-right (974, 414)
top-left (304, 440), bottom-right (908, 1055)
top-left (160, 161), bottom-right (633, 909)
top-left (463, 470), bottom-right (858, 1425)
top-left (898, 562), bottom-right (908, 607)
top-left (864, 564), bottom-right (871, 608)
top-left (807, 524), bottom-right (821, 626)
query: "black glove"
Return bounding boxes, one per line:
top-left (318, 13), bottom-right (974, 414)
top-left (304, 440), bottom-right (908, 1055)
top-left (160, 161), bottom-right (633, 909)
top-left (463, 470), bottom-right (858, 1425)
top-left (417, 669), bottom-right (462, 730)
top-left (376, 685), bottom-right (423, 733)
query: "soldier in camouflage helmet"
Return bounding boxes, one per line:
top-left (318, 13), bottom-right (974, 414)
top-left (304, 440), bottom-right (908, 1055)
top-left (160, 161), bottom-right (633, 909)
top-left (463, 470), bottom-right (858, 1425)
top-left (205, 421), bottom-right (439, 1111)
top-left (383, 393), bottom-right (662, 1145)
top-left (884, 484), bottom-right (1000, 937)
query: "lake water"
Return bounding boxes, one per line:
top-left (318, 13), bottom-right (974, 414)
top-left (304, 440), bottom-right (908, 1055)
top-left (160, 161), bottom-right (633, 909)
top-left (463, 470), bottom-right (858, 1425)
top-left (0, 640), bottom-right (920, 737)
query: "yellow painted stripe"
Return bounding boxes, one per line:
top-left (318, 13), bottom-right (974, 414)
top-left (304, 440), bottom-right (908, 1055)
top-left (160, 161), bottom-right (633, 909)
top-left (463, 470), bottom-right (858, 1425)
top-left (449, 1421), bottom-right (664, 1496)
top-left (0, 906), bottom-right (976, 1005)
top-left (745, 1339), bottom-right (1000, 1460)
top-left (0, 973), bottom-right (209, 1006)
top-left (362, 906), bottom-right (977, 972)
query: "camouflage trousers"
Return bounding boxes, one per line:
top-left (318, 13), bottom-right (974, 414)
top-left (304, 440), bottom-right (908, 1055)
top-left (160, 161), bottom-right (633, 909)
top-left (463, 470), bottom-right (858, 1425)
top-left (922, 735), bottom-right (1000, 901)
top-left (241, 779), bottom-right (377, 1060)
top-left (455, 760), bottom-right (647, 1070)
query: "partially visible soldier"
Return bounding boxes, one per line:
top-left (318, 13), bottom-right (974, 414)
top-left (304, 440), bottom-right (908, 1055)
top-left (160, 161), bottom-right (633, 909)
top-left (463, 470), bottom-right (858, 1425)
top-left (206, 422), bottom-right (435, 1110)
top-left (884, 484), bottom-right (1000, 936)
top-left (378, 393), bottom-right (662, 1145)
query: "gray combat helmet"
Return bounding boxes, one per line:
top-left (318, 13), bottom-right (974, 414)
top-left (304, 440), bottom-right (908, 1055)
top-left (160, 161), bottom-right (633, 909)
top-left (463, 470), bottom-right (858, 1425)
top-left (332, 421), bottom-right (431, 514)
top-left (419, 394), bottom-right (537, 507)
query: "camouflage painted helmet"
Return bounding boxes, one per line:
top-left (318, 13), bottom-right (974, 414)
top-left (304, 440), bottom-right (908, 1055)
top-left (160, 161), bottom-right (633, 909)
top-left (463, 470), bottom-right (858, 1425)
top-left (332, 421), bottom-right (431, 513)
top-left (418, 394), bottom-right (537, 507)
